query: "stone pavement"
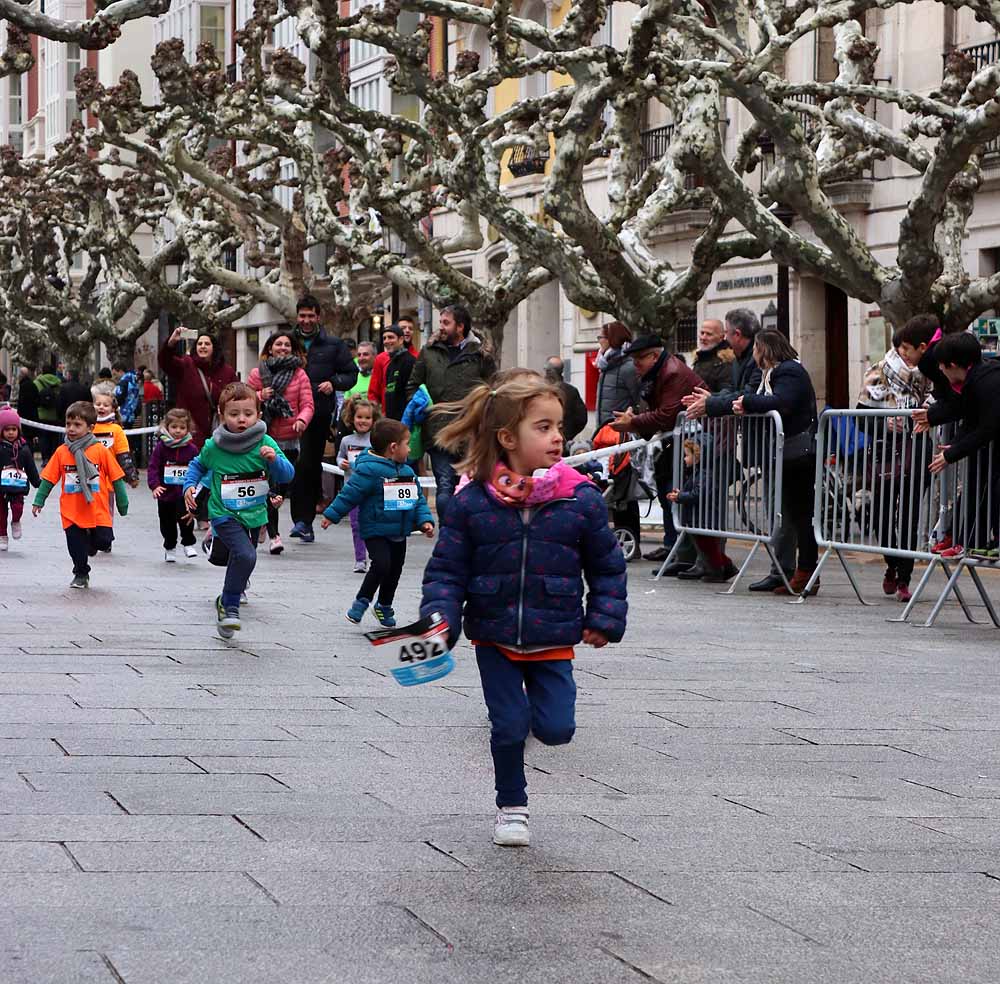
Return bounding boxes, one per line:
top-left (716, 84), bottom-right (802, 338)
top-left (3, 484), bottom-right (1000, 984)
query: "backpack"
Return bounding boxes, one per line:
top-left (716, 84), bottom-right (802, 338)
top-left (35, 379), bottom-right (58, 409)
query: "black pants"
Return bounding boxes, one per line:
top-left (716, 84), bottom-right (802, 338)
top-left (782, 455), bottom-right (818, 570)
top-left (290, 414), bottom-right (329, 527)
top-left (38, 428), bottom-right (61, 467)
top-left (65, 525), bottom-right (114, 576)
top-left (157, 498), bottom-right (196, 550)
top-left (267, 447), bottom-right (299, 538)
top-left (881, 454), bottom-right (931, 585)
top-left (359, 537), bottom-right (407, 607)
top-left (653, 443), bottom-right (678, 547)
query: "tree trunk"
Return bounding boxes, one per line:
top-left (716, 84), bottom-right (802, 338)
top-left (103, 336), bottom-right (138, 369)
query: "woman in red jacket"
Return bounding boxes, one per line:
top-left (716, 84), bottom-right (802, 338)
top-left (248, 331), bottom-right (315, 554)
top-left (158, 327), bottom-right (237, 448)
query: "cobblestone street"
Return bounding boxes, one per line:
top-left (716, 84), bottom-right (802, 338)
top-left (3, 488), bottom-right (1000, 983)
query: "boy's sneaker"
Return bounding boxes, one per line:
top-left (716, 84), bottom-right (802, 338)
top-left (215, 596), bottom-right (240, 638)
top-left (10, 521), bottom-right (21, 539)
top-left (896, 584), bottom-right (912, 603)
top-left (240, 591), bottom-right (249, 605)
top-left (882, 568), bottom-right (897, 595)
top-left (298, 525), bottom-right (315, 543)
top-left (346, 597), bottom-right (370, 624)
top-left (70, 575), bottom-right (89, 589)
top-left (184, 545), bottom-right (198, 559)
top-left (931, 535), bottom-right (953, 555)
top-left (289, 522), bottom-right (306, 539)
top-left (0, 536), bottom-right (7, 551)
top-left (201, 535), bottom-right (213, 556)
top-left (353, 560), bottom-right (367, 574)
top-left (373, 603), bottom-right (396, 628)
top-left (269, 536), bottom-right (284, 555)
top-left (493, 807), bottom-right (530, 847)
top-left (164, 549), bottom-right (177, 563)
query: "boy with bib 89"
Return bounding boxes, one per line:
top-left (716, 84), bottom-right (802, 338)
top-left (183, 382), bottom-right (295, 638)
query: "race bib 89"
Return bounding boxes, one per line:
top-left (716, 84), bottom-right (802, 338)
top-left (365, 613), bottom-right (454, 687)
top-left (219, 470), bottom-right (269, 511)
top-left (383, 479), bottom-right (418, 511)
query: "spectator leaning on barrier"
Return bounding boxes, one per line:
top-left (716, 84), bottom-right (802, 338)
top-left (594, 322), bottom-right (641, 429)
top-left (913, 331), bottom-right (1000, 558)
top-left (735, 330), bottom-right (820, 597)
top-left (545, 357), bottom-right (589, 446)
top-left (691, 319), bottom-right (735, 394)
top-left (609, 335), bottom-right (701, 563)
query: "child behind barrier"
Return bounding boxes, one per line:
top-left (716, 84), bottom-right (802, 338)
top-left (666, 439), bottom-right (737, 582)
top-left (914, 332), bottom-right (1000, 559)
top-left (420, 374), bottom-right (628, 848)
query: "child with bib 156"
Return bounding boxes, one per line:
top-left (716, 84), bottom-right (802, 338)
top-left (148, 408), bottom-right (200, 563)
top-left (321, 417), bottom-right (433, 628)
top-left (420, 374), bottom-right (628, 848)
top-left (183, 382), bottom-right (295, 638)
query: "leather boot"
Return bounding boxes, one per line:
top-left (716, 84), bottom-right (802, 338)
top-left (774, 568), bottom-right (819, 596)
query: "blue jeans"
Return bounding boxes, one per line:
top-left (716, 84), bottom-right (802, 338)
top-left (476, 645), bottom-right (576, 808)
top-left (427, 446), bottom-right (459, 523)
top-left (210, 517), bottom-right (258, 610)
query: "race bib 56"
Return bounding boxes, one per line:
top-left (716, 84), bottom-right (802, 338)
top-left (219, 470), bottom-right (269, 511)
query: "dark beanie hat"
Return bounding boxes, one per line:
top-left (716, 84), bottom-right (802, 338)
top-left (626, 335), bottom-right (665, 356)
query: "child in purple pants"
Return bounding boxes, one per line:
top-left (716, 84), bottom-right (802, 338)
top-left (338, 398), bottom-right (378, 573)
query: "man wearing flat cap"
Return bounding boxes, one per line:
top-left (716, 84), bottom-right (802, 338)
top-left (610, 335), bottom-right (702, 567)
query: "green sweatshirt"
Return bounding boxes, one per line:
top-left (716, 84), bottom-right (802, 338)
top-left (185, 434), bottom-right (294, 530)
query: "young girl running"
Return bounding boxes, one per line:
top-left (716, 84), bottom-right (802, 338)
top-left (247, 331), bottom-right (314, 555)
top-left (321, 418), bottom-right (434, 626)
top-left (147, 408), bottom-right (200, 563)
top-left (421, 375), bottom-right (628, 847)
top-left (338, 397), bottom-right (380, 573)
top-left (184, 382), bottom-right (295, 638)
top-left (0, 408), bottom-right (40, 550)
top-left (90, 383), bottom-right (139, 487)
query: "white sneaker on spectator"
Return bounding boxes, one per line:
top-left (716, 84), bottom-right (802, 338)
top-left (184, 545), bottom-right (198, 559)
top-left (493, 807), bottom-right (530, 847)
top-left (164, 549), bottom-right (177, 563)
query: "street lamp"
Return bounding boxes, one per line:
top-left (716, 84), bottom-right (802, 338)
top-left (772, 204), bottom-right (795, 339)
top-left (385, 229), bottom-right (406, 324)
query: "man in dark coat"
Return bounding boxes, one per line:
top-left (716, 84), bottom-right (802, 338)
top-left (610, 335), bottom-right (701, 564)
top-left (381, 325), bottom-right (416, 420)
top-left (289, 294), bottom-right (358, 542)
top-left (691, 319), bottom-right (735, 393)
top-left (56, 370), bottom-right (91, 418)
top-left (406, 304), bottom-right (495, 520)
top-left (545, 357), bottom-right (588, 446)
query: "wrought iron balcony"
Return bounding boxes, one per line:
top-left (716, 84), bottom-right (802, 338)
top-left (637, 124), bottom-right (701, 189)
top-left (507, 143), bottom-right (549, 178)
top-left (946, 40), bottom-right (1000, 158)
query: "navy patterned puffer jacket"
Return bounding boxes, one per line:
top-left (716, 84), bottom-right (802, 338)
top-left (421, 479), bottom-right (628, 648)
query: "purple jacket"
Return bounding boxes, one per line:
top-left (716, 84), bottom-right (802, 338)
top-left (147, 439), bottom-right (199, 502)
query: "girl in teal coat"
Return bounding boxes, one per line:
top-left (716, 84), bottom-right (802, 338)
top-left (321, 418), bottom-right (434, 627)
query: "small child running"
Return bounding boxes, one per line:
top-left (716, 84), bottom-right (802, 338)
top-left (90, 383), bottom-right (139, 487)
top-left (0, 408), bottom-right (41, 550)
top-left (420, 374), bottom-right (628, 847)
top-left (321, 418), bottom-right (434, 627)
top-left (31, 401), bottom-right (129, 588)
top-left (148, 408), bottom-right (200, 563)
top-left (183, 382), bottom-right (295, 638)
top-left (338, 396), bottom-right (380, 573)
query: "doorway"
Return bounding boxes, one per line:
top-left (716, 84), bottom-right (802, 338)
top-left (824, 284), bottom-right (849, 408)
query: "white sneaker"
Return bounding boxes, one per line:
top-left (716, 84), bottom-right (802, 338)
top-left (164, 549), bottom-right (177, 563)
top-left (493, 807), bottom-right (530, 847)
top-left (10, 521), bottom-right (21, 539)
top-left (184, 545), bottom-right (198, 559)
top-left (0, 536), bottom-right (7, 551)
top-left (353, 560), bottom-right (367, 573)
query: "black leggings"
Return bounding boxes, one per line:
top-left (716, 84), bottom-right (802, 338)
top-left (783, 455), bottom-right (818, 570)
top-left (359, 537), bottom-right (407, 607)
top-left (157, 498), bottom-right (196, 550)
top-left (266, 446), bottom-right (299, 538)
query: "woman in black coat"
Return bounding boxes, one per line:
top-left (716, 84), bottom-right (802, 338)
top-left (734, 330), bottom-right (819, 594)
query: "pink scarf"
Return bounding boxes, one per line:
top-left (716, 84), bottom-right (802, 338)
top-left (484, 459), bottom-right (591, 506)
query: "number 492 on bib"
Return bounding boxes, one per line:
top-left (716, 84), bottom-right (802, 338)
top-left (364, 612), bottom-right (454, 686)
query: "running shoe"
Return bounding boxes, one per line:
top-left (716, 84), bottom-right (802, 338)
top-left (10, 521), bottom-right (21, 539)
top-left (939, 544), bottom-right (965, 559)
top-left (70, 575), bottom-right (89, 589)
top-left (896, 584), bottom-right (912, 603)
top-left (215, 596), bottom-right (239, 638)
top-left (184, 545), bottom-right (198, 559)
top-left (269, 536), bottom-right (284, 555)
top-left (164, 549), bottom-right (177, 563)
top-left (346, 597), bottom-right (370, 624)
top-left (493, 807), bottom-right (530, 847)
top-left (0, 536), bottom-right (7, 551)
top-left (298, 525), bottom-right (315, 544)
top-left (201, 535), bottom-right (214, 556)
top-left (353, 560), bottom-right (367, 573)
top-left (931, 535), bottom-right (953, 555)
top-left (289, 522), bottom-right (306, 539)
top-left (373, 603), bottom-right (396, 628)
top-left (882, 568), bottom-right (898, 596)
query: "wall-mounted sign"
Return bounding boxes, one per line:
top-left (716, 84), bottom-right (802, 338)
top-left (716, 274), bottom-right (774, 291)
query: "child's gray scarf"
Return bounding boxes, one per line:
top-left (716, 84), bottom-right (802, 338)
top-left (210, 420), bottom-right (267, 454)
top-left (65, 434), bottom-right (100, 503)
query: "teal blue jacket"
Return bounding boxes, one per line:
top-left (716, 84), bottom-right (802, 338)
top-left (324, 450), bottom-right (433, 538)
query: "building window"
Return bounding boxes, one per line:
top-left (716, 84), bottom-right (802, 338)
top-left (675, 314), bottom-right (697, 352)
top-left (8, 130), bottom-right (22, 154)
top-left (9, 72), bottom-right (22, 126)
top-left (350, 78), bottom-right (379, 111)
top-left (200, 6), bottom-right (227, 58)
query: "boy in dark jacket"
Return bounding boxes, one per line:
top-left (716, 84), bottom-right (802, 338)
top-left (322, 418), bottom-right (434, 627)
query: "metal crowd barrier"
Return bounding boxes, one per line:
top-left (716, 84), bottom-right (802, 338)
top-left (809, 409), bottom-right (998, 627)
top-left (654, 410), bottom-right (791, 593)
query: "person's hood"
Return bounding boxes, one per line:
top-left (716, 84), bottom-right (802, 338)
top-left (352, 450), bottom-right (411, 478)
top-left (36, 373), bottom-right (61, 386)
top-left (428, 333), bottom-right (482, 355)
top-left (457, 459), bottom-right (593, 505)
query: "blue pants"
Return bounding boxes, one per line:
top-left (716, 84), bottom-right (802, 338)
top-left (65, 525), bottom-right (113, 576)
top-left (427, 447), bottom-right (459, 523)
top-left (210, 517), bottom-right (258, 610)
top-left (475, 645), bottom-right (576, 808)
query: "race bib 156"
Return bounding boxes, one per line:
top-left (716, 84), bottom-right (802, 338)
top-left (365, 613), bottom-right (454, 687)
top-left (219, 470), bottom-right (269, 511)
top-left (163, 464), bottom-right (188, 486)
